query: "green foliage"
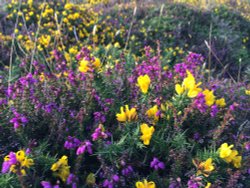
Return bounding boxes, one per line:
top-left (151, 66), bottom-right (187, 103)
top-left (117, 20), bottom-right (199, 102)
top-left (0, 174), bottom-right (20, 188)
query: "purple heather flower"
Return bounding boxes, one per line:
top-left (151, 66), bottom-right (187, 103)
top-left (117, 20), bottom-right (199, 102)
top-left (186, 52), bottom-right (204, 65)
top-left (41, 181), bottom-right (60, 188)
top-left (52, 50), bottom-right (61, 61)
top-left (211, 84), bottom-right (219, 91)
top-left (10, 111), bottom-right (28, 130)
top-left (245, 142), bottom-right (250, 151)
top-left (0, 99), bottom-right (7, 106)
top-left (187, 176), bottom-right (203, 188)
top-left (174, 52), bottom-right (204, 77)
top-left (19, 61), bottom-right (26, 67)
top-left (6, 85), bottom-right (14, 97)
top-left (169, 181), bottom-right (181, 188)
top-left (121, 165), bottom-right (134, 176)
top-left (64, 136), bottom-right (81, 150)
top-left (76, 140), bottom-right (93, 155)
top-left (193, 92), bottom-right (207, 113)
top-left (43, 103), bottom-right (58, 113)
top-left (210, 104), bottom-right (219, 117)
top-left (229, 103), bottom-right (237, 111)
top-left (103, 179), bottom-right (113, 188)
top-left (93, 112), bottom-right (106, 123)
top-left (112, 175), bottom-right (120, 182)
top-left (67, 173), bottom-right (78, 188)
top-left (174, 63), bottom-right (188, 77)
top-left (67, 70), bottom-right (76, 85)
top-left (91, 126), bottom-right (108, 141)
top-left (150, 157), bottom-right (165, 170)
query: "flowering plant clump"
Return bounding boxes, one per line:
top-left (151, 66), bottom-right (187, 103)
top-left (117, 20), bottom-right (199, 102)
top-left (51, 156), bottom-right (70, 182)
top-left (0, 0), bottom-right (249, 188)
top-left (2, 150), bottom-right (34, 176)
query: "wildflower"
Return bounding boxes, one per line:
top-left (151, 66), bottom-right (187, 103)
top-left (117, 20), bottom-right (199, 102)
top-left (193, 158), bottom-right (215, 177)
top-left (205, 182), bottom-right (211, 188)
top-left (2, 150), bottom-right (34, 175)
top-left (218, 143), bottom-right (242, 168)
top-left (175, 84), bottom-right (184, 95)
top-left (51, 155), bottom-right (70, 182)
top-left (67, 173), bottom-right (78, 188)
top-left (203, 89), bottom-right (215, 106)
top-left (103, 179), bottom-right (113, 188)
top-left (38, 35), bottom-right (51, 47)
top-left (103, 175), bottom-right (120, 188)
top-left (69, 47), bottom-right (78, 55)
top-left (245, 89), bottom-right (250, 95)
top-left (232, 155), bottom-right (242, 168)
top-left (76, 140), bottom-right (93, 155)
top-left (245, 142), bottom-right (250, 151)
top-left (193, 92), bottom-right (207, 113)
top-left (112, 174), bottom-right (120, 182)
top-left (93, 57), bottom-right (101, 69)
top-left (93, 112), bottom-right (106, 123)
top-left (39, 72), bottom-right (45, 82)
top-left (210, 104), bottom-right (219, 117)
top-left (146, 105), bottom-right (159, 122)
top-left (122, 165), bottom-right (134, 176)
top-left (140, 123), bottom-right (155, 145)
top-left (137, 74), bottom-right (151, 94)
top-left (10, 111), bottom-right (28, 130)
top-left (41, 181), bottom-right (60, 188)
top-left (64, 136), bottom-right (81, 150)
top-left (218, 143), bottom-right (234, 159)
top-left (114, 42), bottom-right (120, 48)
top-left (150, 157), bottom-right (165, 170)
top-left (91, 124), bottom-right (108, 141)
top-left (136, 179), bottom-right (156, 188)
top-left (27, 0), bottom-right (33, 7)
top-left (78, 59), bottom-right (89, 73)
top-left (175, 71), bottom-right (202, 98)
top-left (215, 98), bottom-right (226, 107)
top-left (116, 105), bottom-right (138, 122)
top-left (187, 176), bottom-right (203, 188)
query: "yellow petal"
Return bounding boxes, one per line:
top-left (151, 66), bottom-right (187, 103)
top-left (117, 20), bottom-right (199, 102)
top-left (148, 181), bottom-right (156, 188)
top-left (136, 182), bottom-right (144, 188)
top-left (175, 84), bottom-right (184, 95)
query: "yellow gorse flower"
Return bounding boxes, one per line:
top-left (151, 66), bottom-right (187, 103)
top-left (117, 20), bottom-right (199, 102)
top-left (215, 98), bottom-right (226, 107)
top-left (16, 150), bottom-right (34, 169)
top-left (219, 143), bottom-right (234, 159)
top-left (38, 35), bottom-right (51, 47)
top-left (137, 74), bottom-right (151, 94)
top-left (175, 71), bottom-right (202, 98)
top-left (218, 143), bottom-right (242, 168)
top-left (79, 59), bottom-right (89, 73)
top-left (69, 47), bottom-right (78, 55)
top-left (245, 89), bottom-right (250, 95)
top-left (205, 182), bottom-right (211, 188)
top-left (203, 89), bottom-right (215, 106)
top-left (140, 123), bottom-right (155, 145)
top-left (116, 105), bottom-right (138, 122)
top-left (146, 105), bottom-right (159, 122)
top-left (136, 179), bottom-right (156, 188)
top-left (51, 155), bottom-right (70, 182)
top-left (93, 57), bottom-right (101, 69)
top-left (194, 158), bottom-right (215, 177)
top-left (78, 57), bottom-right (102, 73)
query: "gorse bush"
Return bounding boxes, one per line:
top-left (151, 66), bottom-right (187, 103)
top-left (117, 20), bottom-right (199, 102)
top-left (0, 0), bottom-right (249, 188)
